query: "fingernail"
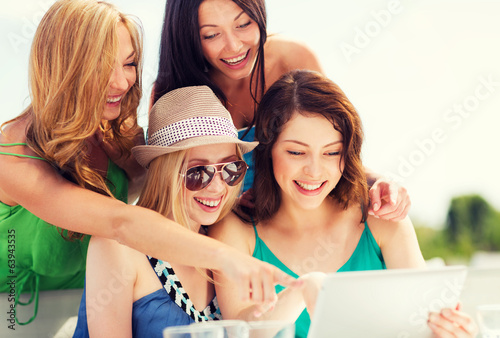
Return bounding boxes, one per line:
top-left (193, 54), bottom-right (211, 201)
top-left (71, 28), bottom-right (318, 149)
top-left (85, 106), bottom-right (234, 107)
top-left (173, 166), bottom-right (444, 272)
top-left (368, 210), bottom-right (375, 216)
top-left (254, 310), bottom-right (262, 318)
top-left (373, 203), bottom-right (379, 210)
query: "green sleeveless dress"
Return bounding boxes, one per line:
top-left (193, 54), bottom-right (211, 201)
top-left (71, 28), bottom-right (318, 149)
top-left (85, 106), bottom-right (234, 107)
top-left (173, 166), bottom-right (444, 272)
top-left (252, 222), bottom-right (386, 338)
top-left (0, 143), bottom-right (128, 325)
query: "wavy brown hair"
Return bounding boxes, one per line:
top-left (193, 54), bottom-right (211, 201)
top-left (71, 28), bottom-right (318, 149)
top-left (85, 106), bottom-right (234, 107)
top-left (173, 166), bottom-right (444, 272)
top-left (252, 70), bottom-right (369, 222)
top-left (2, 0), bottom-right (143, 239)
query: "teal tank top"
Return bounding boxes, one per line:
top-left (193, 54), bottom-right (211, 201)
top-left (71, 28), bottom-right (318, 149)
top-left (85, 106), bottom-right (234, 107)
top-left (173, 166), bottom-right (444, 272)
top-left (252, 222), bottom-right (386, 338)
top-left (0, 143), bottom-right (128, 325)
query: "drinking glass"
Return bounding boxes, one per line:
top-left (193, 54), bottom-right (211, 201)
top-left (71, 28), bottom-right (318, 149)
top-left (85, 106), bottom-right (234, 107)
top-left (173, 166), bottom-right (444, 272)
top-left (477, 304), bottom-right (500, 338)
top-left (163, 324), bottom-right (225, 338)
top-left (191, 320), bottom-right (249, 338)
top-left (247, 320), bottom-right (295, 338)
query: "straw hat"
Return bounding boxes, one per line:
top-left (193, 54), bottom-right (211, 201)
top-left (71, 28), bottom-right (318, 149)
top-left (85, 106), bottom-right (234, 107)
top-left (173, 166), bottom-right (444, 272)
top-left (132, 86), bottom-right (258, 168)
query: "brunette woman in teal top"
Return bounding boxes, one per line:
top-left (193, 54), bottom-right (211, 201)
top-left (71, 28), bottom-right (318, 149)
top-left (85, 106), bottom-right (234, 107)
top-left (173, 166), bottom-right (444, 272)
top-left (252, 221), bottom-right (385, 338)
top-left (209, 70), bottom-right (478, 338)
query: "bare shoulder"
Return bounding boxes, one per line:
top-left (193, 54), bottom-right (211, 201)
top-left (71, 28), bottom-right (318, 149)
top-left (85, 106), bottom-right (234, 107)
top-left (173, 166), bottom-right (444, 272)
top-left (88, 235), bottom-right (143, 273)
top-left (366, 214), bottom-right (414, 243)
top-left (366, 215), bottom-right (425, 268)
top-left (266, 35), bottom-right (314, 57)
top-left (208, 211), bottom-right (255, 254)
top-left (0, 118), bottom-right (54, 205)
top-left (0, 115), bottom-right (29, 144)
top-left (265, 35), bottom-right (323, 75)
top-left (208, 211), bottom-right (253, 241)
top-left (89, 235), bottom-right (137, 262)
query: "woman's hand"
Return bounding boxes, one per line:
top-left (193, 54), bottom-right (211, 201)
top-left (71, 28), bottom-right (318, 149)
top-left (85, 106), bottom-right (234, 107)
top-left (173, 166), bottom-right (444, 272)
top-left (218, 250), bottom-right (302, 307)
top-left (368, 178), bottom-right (411, 221)
top-left (427, 304), bottom-right (478, 338)
top-left (237, 188), bottom-right (255, 209)
top-left (299, 272), bottom-right (327, 318)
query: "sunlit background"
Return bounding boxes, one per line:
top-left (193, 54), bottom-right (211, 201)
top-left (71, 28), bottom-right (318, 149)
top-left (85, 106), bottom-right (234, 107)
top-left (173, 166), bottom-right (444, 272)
top-left (1, 0), bottom-right (499, 232)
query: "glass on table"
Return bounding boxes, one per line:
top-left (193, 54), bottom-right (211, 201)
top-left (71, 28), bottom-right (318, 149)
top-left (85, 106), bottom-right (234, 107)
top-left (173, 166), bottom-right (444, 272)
top-left (191, 320), bottom-right (249, 338)
top-left (477, 304), bottom-right (500, 338)
top-left (247, 320), bottom-right (295, 338)
top-left (163, 324), bottom-right (225, 338)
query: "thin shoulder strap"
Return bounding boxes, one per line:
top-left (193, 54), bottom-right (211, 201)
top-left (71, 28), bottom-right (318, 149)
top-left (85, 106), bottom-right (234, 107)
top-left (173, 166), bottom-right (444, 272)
top-left (147, 256), bottom-right (221, 322)
top-left (250, 215), bottom-right (260, 240)
top-left (0, 143), bottom-right (46, 161)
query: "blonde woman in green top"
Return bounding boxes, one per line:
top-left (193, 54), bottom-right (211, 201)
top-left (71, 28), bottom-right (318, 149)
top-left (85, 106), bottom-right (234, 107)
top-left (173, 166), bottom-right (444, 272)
top-left (0, 0), bottom-right (297, 325)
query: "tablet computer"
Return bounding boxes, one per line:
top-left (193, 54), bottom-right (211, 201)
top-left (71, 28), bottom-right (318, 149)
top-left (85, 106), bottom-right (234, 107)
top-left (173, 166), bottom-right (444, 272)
top-left (308, 266), bottom-right (467, 338)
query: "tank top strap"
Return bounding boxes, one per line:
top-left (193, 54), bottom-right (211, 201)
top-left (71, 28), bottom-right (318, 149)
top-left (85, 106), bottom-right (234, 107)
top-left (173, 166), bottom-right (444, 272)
top-left (0, 143), bottom-right (45, 161)
top-left (147, 256), bottom-right (221, 322)
top-left (250, 216), bottom-right (260, 241)
top-left (363, 221), bottom-right (380, 251)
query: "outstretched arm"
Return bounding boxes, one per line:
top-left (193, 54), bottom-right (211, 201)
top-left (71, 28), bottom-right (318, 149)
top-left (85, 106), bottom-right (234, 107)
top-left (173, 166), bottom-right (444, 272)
top-left (0, 142), bottom-right (295, 305)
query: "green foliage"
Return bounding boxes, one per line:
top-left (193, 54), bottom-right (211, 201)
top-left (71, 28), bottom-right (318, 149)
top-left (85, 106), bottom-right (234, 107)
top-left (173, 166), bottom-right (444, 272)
top-left (415, 194), bottom-right (500, 263)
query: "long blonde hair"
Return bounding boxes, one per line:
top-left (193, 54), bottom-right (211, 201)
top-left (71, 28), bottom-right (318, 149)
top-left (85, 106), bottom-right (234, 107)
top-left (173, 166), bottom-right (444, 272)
top-left (137, 146), bottom-right (244, 233)
top-left (4, 0), bottom-right (143, 201)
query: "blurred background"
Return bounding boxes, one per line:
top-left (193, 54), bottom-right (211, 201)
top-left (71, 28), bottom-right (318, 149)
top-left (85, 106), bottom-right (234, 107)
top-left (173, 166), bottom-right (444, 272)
top-left (1, 0), bottom-right (499, 264)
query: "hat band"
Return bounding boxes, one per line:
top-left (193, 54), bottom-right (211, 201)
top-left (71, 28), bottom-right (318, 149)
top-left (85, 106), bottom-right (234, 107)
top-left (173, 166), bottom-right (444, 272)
top-left (148, 116), bottom-right (238, 147)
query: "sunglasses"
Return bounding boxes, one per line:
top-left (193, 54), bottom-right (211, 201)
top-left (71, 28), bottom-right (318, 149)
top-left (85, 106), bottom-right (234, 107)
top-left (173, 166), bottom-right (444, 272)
top-left (182, 160), bottom-right (248, 191)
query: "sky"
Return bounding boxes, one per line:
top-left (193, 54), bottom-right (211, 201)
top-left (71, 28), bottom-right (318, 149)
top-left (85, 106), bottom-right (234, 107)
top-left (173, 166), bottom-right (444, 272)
top-left (1, 0), bottom-right (499, 227)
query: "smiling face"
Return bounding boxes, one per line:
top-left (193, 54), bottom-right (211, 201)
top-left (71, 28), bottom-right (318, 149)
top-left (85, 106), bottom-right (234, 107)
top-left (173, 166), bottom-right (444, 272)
top-left (102, 23), bottom-right (137, 121)
top-left (271, 112), bottom-right (344, 210)
top-left (198, 0), bottom-right (260, 81)
top-left (183, 143), bottom-right (240, 229)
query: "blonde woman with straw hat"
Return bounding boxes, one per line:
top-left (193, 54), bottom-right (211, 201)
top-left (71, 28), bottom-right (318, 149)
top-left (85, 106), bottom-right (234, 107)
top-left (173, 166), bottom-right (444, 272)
top-left (74, 86), bottom-right (294, 337)
top-left (0, 0), bottom-right (295, 327)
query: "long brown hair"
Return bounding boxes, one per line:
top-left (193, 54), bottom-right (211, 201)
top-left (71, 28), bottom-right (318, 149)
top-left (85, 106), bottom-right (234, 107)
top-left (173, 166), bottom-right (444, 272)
top-left (2, 0), bottom-right (143, 239)
top-left (252, 70), bottom-right (369, 222)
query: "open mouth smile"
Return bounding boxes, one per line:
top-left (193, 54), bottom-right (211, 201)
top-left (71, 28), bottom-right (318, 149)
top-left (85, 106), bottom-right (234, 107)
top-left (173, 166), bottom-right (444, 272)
top-left (294, 181), bottom-right (325, 191)
top-left (221, 50), bottom-right (250, 66)
top-left (194, 197), bottom-right (222, 208)
top-left (106, 95), bottom-right (123, 104)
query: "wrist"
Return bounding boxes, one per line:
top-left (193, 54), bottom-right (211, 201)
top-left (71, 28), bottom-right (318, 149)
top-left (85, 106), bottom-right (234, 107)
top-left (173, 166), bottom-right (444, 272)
top-left (209, 243), bottom-right (232, 272)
